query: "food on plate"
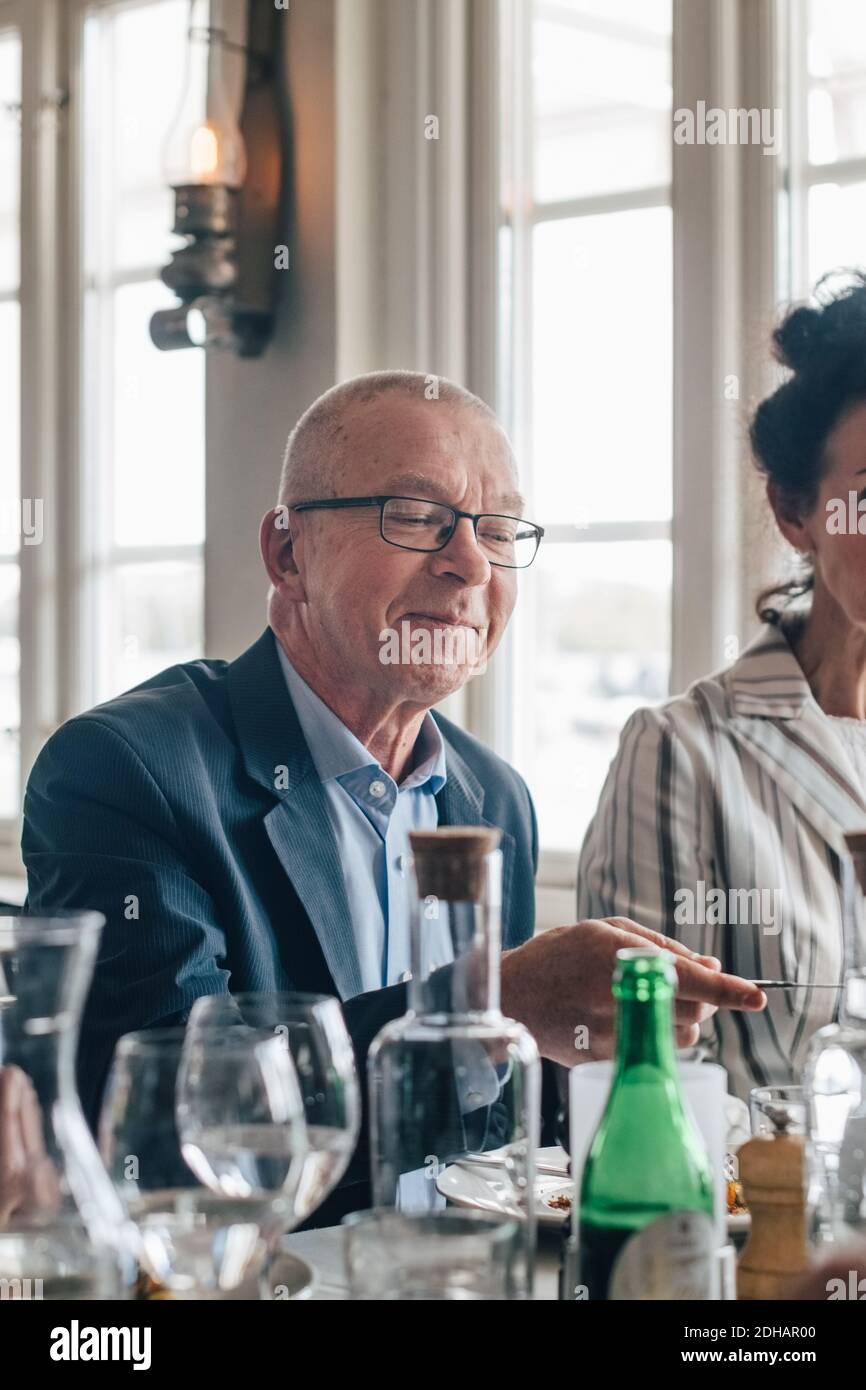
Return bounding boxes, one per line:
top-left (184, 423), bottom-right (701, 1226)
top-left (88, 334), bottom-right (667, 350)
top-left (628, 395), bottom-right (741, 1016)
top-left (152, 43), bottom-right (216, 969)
top-left (546, 1192), bottom-right (572, 1212)
top-left (727, 1177), bottom-right (748, 1215)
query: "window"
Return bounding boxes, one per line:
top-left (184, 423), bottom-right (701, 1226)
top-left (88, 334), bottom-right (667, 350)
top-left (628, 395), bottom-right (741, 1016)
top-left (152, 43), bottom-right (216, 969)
top-left (0, 16), bottom-right (20, 821)
top-left (79, 0), bottom-right (205, 707)
top-left (784, 0), bottom-right (866, 295)
top-left (500, 0), bottom-right (673, 853)
top-left (0, 0), bottom-right (206, 869)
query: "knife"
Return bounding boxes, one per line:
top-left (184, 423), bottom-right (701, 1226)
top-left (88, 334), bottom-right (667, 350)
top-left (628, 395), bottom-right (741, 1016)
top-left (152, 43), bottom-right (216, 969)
top-left (750, 980), bottom-right (841, 990)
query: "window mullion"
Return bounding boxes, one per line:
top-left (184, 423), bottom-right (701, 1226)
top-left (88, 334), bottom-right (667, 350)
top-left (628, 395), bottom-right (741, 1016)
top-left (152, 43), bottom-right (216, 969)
top-left (18, 0), bottom-right (63, 798)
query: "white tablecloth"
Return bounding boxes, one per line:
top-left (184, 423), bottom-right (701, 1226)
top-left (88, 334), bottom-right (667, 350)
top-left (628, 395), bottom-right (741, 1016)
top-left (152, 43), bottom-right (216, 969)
top-left (283, 1226), bottom-right (562, 1300)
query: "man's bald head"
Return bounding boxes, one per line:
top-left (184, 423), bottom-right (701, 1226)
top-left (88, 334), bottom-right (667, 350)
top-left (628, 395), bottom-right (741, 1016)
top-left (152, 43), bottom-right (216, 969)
top-left (278, 370), bottom-right (509, 504)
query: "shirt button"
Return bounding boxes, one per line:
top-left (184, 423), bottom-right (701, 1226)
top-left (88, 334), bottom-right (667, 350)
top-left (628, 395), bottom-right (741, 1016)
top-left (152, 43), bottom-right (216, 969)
top-left (369, 778), bottom-right (387, 799)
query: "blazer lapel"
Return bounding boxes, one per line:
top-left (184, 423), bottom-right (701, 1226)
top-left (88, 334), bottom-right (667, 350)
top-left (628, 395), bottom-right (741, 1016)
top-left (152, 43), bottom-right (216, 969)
top-left (226, 630), bottom-right (363, 1000)
top-left (262, 796), bottom-right (363, 1000)
top-left (725, 625), bottom-right (866, 856)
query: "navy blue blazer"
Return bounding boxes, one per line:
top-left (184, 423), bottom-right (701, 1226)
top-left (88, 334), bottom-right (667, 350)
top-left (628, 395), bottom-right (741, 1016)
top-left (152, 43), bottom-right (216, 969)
top-left (22, 629), bottom-right (542, 1184)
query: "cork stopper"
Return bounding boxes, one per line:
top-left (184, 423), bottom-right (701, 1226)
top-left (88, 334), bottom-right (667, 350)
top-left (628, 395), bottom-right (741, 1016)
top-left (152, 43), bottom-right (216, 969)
top-left (409, 827), bottom-right (501, 902)
top-left (844, 829), bottom-right (866, 894)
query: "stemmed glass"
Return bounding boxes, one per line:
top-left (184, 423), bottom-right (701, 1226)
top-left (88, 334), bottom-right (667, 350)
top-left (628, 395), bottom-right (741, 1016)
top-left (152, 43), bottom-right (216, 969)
top-left (187, 994), bottom-right (360, 1227)
top-left (99, 1027), bottom-right (308, 1298)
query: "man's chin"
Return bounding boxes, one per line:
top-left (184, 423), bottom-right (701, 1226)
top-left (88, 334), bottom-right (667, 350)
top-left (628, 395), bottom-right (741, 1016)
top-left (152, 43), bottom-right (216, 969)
top-left (383, 661), bottom-right (483, 705)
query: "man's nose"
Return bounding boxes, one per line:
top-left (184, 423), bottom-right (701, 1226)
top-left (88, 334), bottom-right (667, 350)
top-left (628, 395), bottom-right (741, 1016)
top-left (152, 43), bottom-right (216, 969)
top-left (428, 516), bottom-right (492, 584)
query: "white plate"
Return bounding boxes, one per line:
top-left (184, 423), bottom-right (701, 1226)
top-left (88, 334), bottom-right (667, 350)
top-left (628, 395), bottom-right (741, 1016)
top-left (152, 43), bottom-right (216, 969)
top-left (436, 1145), bottom-right (751, 1234)
top-left (436, 1146), bottom-right (572, 1229)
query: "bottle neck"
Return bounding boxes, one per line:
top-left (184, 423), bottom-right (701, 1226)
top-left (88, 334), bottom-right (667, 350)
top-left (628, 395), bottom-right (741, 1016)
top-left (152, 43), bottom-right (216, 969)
top-left (408, 898), bottom-right (501, 1018)
top-left (613, 989), bottom-right (679, 1079)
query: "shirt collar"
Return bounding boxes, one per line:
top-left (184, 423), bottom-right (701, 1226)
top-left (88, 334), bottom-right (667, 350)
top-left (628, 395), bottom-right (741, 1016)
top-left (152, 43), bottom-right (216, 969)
top-left (275, 637), bottom-right (447, 793)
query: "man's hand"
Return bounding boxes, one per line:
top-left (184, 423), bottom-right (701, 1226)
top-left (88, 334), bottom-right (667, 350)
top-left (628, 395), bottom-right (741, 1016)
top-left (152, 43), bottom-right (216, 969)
top-left (500, 917), bottom-right (767, 1067)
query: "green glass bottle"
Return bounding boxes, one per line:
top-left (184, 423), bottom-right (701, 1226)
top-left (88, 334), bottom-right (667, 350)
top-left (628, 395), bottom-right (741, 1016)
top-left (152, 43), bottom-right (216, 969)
top-left (577, 948), bottom-right (715, 1300)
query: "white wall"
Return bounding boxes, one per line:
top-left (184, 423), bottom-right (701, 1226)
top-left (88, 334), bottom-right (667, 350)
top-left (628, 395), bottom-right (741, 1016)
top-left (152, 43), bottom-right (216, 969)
top-left (205, 0), bottom-right (338, 659)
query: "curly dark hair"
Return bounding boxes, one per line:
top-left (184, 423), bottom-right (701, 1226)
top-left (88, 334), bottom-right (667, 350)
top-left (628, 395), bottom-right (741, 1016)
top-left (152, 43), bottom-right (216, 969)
top-left (751, 269), bottom-right (866, 622)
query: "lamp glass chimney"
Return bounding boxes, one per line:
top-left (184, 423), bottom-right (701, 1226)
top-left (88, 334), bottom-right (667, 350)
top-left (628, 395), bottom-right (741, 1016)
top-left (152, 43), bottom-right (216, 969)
top-left (163, 0), bottom-right (247, 190)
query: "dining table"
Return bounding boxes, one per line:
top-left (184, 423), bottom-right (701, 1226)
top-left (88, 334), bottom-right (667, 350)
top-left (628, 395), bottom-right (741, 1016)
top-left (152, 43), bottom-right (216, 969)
top-left (283, 1226), bottom-right (563, 1300)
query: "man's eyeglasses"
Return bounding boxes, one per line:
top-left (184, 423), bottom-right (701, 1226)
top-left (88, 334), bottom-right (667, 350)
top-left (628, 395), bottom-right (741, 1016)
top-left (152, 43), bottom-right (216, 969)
top-left (290, 495), bottom-right (544, 569)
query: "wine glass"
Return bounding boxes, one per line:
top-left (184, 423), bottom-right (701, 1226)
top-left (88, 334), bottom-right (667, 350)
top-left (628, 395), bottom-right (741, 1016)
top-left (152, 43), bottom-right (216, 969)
top-left (187, 993), bottom-right (360, 1225)
top-left (99, 1027), bottom-right (307, 1298)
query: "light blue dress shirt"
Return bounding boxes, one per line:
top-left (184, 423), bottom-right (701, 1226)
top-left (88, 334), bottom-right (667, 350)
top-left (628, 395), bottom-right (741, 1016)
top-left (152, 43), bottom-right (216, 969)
top-left (276, 642), bottom-right (452, 995)
top-left (277, 646), bottom-right (505, 1210)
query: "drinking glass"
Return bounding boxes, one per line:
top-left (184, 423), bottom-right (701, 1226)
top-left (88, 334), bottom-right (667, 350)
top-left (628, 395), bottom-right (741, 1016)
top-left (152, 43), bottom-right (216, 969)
top-left (99, 1027), bottom-right (307, 1297)
top-left (749, 1085), bottom-right (807, 1137)
top-left (0, 913), bottom-right (134, 1300)
top-left (343, 1207), bottom-right (523, 1300)
top-left (187, 993), bottom-right (360, 1223)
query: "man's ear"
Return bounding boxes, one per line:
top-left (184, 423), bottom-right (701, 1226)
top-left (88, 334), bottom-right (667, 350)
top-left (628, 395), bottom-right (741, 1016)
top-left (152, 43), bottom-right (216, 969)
top-left (260, 507), bottom-right (304, 592)
top-left (767, 480), bottom-right (816, 556)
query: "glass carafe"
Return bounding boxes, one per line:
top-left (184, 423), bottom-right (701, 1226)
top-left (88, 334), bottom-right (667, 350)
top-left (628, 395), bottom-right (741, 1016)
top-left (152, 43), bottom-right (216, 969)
top-left (0, 913), bottom-right (135, 1298)
top-left (368, 828), bottom-right (540, 1298)
top-left (803, 831), bottom-right (866, 1245)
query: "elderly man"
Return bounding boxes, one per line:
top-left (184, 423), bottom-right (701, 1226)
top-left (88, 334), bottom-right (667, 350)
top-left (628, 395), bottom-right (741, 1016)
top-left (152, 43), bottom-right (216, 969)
top-left (22, 371), bottom-right (764, 1206)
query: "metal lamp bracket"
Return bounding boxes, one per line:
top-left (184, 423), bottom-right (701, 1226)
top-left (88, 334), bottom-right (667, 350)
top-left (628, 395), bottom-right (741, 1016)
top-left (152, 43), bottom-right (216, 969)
top-left (150, 0), bottom-right (283, 357)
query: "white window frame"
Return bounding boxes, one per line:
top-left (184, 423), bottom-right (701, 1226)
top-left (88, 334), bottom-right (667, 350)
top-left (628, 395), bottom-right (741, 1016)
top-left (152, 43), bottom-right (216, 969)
top-left (780, 0), bottom-right (866, 301)
top-left (67, 0), bottom-right (206, 714)
top-left (487, 0), bottom-right (785, 897)
top-left (334, 0), bottom-right (785, 900)
top-left (496, 0), bottom-right (674, 890)
top-left (0, 0), bottom-right (64, 877)
top-left (0, 0), bottom-right (206, 880)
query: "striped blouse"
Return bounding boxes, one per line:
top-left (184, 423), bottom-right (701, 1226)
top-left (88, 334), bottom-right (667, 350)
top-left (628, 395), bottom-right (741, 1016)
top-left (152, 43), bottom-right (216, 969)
top-left (577, 622), bottom-right (866, 1102)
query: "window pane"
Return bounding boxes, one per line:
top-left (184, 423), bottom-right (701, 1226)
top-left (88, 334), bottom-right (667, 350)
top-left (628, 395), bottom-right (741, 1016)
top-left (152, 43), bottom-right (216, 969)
top-left (96, 560), bottom-right (204, 705)
top-left (110, 280), bottom-right (205, 547)
top-left (0, 30), bottom-right (19, 819)
top-left (532, 207), bottom-right (672, 524)
top-left (808, 0), bottom-right (866, 164)
top-left (0, 301), bottom-right (19, 559)
top-left (533, 0), bottom-right (672, 204)
top-left (807, 181), bottom-right (866, 284)
top-left (0, 564), bottom-right (19, 820)
top-left (514, 539), bottom-right (671, 851)
top-left (83, 0), bottom-right (201, 274)
top-left (81, 0), bottom-right (207, 707)
top-left (0, 28), bottom-right (20, 293)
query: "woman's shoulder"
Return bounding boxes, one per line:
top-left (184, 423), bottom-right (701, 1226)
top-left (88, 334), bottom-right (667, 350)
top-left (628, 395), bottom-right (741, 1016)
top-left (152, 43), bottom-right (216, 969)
top-left (618, 623), bottom-right (801, 746)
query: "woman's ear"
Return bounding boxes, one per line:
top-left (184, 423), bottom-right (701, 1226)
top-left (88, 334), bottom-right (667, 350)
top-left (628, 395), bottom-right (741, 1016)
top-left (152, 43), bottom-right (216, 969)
top-left (767, 480), bottom-right (815, 556)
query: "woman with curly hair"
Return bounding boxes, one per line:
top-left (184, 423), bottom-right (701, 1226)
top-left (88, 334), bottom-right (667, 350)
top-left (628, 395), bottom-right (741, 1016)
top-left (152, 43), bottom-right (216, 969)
top-left (578, 271), bottom-right (866, 1100)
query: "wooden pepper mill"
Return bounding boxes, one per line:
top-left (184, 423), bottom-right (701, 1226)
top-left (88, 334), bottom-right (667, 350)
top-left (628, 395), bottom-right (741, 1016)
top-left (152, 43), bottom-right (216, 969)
top-left (736, 1111), bottom-right (810, 1300)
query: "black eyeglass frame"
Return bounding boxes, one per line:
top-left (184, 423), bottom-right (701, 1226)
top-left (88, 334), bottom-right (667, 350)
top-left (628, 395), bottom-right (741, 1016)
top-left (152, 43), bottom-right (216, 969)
top-left (289, 495), bottom-right (545, 569)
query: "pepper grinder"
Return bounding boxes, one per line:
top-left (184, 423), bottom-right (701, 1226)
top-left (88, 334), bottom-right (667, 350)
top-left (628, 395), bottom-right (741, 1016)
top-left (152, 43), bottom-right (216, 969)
top-left (737, 1108), bottom-right (810, 1300)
